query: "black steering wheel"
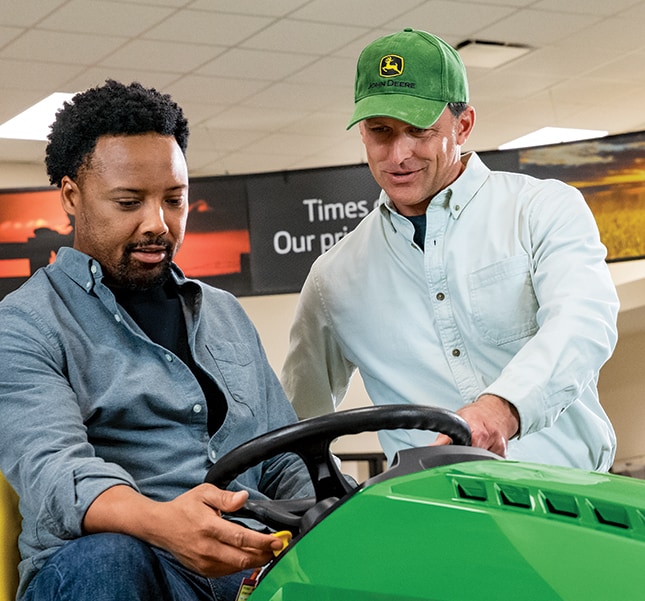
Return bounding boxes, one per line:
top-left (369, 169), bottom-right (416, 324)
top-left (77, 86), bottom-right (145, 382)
top-left (205, 404), bottom-right (471, 533)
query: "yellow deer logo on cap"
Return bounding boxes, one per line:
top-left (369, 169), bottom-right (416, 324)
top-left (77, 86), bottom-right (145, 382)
top-left (380, 54), bottom-right (404, 77)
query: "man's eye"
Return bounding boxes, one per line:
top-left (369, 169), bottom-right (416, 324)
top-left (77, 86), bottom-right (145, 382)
top-left (116, 199), bottom-right (140, 209)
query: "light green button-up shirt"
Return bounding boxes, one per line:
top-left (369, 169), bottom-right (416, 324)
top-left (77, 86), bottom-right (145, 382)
top-left (282, 152), bottom-right (619, 471)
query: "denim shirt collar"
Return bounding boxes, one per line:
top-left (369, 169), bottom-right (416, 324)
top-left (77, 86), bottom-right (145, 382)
top-left (55, 246), bottom-right (192, 296)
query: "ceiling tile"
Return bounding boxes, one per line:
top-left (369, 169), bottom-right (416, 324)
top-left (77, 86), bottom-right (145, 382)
top-left (186, 0), bottom-right (311, 16)
top-left (178, 101), bottom-right (229, 128)
top-left (99, 39), bottom-right (223, 73)
top-left (502, 44), bottom-right (617, 78)
top-left (281, 111), bottom-right (353, 137)
top-left (389, 0), bottom-right (516, 38)
top-left (205, 149), bottom-right (308, 175)
top-left (1, 2), bottom-right (645, 179)
top-left (241, 81), bottom-right (345, 112)
top-left (475, 8), bottom-right (600, 46)
top-left (448, 0), bottom-right (535, 6)
top-left (0, 1), bottom-right (68, 27)
top-left (0, 89), bottom-right (58, 124)
top-left (285, 55), bottom-right (356, 87)
top-left (532, 0), bottom-right (641, 15)
top-left (564, 93), bottom-right (645, 134)
top-left (61, 69), bottom-right (180, 95)
top-left (144, 10), bottom-right (273, 46)
top-left (470, 71), bottom-right (561, 102)
top-left (585, 51), bottom-right (645, 83)
top-left (549, 76), bottom-right (635, 106)
top-left (0, 59), bottom-right (83, 93)
top-left (619, 2), bottom-right (645, 20)
top-left (289, 0), bottom-right (425, 27)
top-left (241, 20), bottom-right (369, 55)
top-left (201, 105), bottom-right (309, 132)
top-left (248, 131), bottom-right (340, 157)
top-left (331, 29), bottom-right (394, 59)
top-left (0, 29), bottom-right (126, 64)
top-left (166, 74), bottom-right (268, 105)
top-left (292, 134), bottom-right (366, 170)
top-left (197, 48), bottom-right (316, 81)
top-left (110, 0), bottom-right (188, 6)
top-left (564, 15), bottom-right (645, 52)
top-left (0, 26), bottom-right (23, 46)
top-left (187, 126), bottom-right (265, 153)
top-left (38, 0), bottom-right (175, 36)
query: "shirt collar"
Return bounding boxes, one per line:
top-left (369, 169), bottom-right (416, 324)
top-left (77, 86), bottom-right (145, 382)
top-left (444, 152), bottom-right (489, 218)
top-left (54, 246), bottom-right (189, 295)
top-left (380, 151), bottom-right (490, 223)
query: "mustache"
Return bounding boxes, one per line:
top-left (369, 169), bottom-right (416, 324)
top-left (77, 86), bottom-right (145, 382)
top-left (124, 237), bottom-right (172, 254)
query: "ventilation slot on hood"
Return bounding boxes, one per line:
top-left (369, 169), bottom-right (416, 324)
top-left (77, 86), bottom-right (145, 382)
top-left (589, 501), bottom-right (630, 529)
top-left (542, 492), bottom-right (579, 518)
top-left (455, 479), bottom-right (487, 502)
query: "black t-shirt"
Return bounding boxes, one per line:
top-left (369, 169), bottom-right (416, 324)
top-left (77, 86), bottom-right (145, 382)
top-left (406, 214), bottom-right (427, 250)
top-left (111, 281), bottom-right (227, 434)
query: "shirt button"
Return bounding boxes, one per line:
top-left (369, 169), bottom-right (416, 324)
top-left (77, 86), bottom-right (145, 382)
top-left (452, 349), bottom-right (461, 357)
top-left (436, 292), bottom-right (445, 301)
top-left (192, 403), bottom-right (203, 414)
top-left (114, 314), bottom-right (121, 323)
top-left (165, 353), bottom-right (173, 362)
top-left (454, 205), bottom-right (461, 211)
top-left (90, 265), bottom-right (98, 274)
top-left (209, 449), bottom-right (217, 461)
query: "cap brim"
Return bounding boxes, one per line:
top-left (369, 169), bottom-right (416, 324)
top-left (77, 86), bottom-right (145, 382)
top-left (347, 94), bottom-right (447, 130)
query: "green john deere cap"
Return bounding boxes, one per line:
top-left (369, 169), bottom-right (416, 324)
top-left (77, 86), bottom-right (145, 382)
top-left (348, 28), bottom-right (469, 130)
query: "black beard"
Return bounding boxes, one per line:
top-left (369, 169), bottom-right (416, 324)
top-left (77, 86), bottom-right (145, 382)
top-left (110, 239), bottom-right (174, 291)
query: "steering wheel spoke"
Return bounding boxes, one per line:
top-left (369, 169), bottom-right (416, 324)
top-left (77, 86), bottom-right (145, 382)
top-left (296, 438), bottom-right (355, 500)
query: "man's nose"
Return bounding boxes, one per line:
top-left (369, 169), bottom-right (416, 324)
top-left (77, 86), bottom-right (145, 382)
top-left (388, 134), bottom-right (414, 164)
top-left (141, 204), bottom-right (170, 237)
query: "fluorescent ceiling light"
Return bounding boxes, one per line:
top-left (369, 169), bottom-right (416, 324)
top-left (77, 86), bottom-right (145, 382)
top-left (457, 40), bottom-right (531, 69)
top-left (0, 92), bottom-right (75, 141)
top-left (498, 126), bottom-right (609, 150)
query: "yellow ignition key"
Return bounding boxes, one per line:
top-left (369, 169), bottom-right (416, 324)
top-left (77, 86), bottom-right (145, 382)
top-left (272, 530), bottom-right (292, 556)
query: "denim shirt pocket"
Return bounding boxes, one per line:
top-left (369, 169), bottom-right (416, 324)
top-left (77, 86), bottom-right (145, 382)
top-left (468, 254), bottom-right (539, 346)
top-left (205, 341), bottom-right (255, 412)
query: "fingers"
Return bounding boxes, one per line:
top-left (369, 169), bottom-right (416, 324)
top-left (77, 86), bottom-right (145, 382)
top-left (160, 486), bottom-right (284, 578)
top-left (429, 395), bottom-right (518, 457)
top-left (471, 429), bottom-right (508, 457)
top-left (429, 433), bottom-right (452, 447)
top-left (201, 484), bottom-right (248, 513)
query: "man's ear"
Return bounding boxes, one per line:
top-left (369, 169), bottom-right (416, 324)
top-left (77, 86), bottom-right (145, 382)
top-left (456, 105), bottom-right (476, 145)
top-left (60, 176), bottom-right (79, 216)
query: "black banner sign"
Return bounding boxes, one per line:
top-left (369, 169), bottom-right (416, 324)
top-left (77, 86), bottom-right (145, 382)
top-left (246, 165), bottom-right (380, 294)
top-left (1, 130), bottom-right (644, 301)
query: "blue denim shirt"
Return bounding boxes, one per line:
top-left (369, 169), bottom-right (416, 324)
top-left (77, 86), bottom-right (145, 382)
top-left (0, 247), bottom-right (311, 597)
top-left (283, 153), bottom-right (619, 471)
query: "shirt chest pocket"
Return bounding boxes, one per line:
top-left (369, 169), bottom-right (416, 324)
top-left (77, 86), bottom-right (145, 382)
top-left (468, 254), bottom-right (539, 346)
top-left (205, 341), bottom-right (255, 407)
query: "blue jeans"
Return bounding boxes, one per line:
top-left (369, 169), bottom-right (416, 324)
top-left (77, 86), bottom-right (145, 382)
top-left (23, 533), bottom-right (252, 601)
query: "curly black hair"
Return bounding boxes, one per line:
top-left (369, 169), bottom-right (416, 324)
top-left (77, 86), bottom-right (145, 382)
top-left (45, 79), bottom-right (189, 187)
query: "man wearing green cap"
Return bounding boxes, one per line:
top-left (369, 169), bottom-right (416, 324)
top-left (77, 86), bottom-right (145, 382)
top-left (281, 29), bottom-right (619, 471)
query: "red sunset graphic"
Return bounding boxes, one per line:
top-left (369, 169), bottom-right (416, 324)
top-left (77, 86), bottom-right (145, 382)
top-left (0, 189), bottom-right (249, 278)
